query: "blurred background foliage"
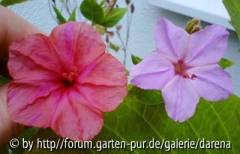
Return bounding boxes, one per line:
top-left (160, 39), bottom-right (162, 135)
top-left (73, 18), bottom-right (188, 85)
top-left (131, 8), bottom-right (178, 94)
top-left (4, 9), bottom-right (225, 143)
top-left (0, 0), bottom-right (135, 65)
top-left (1, 0), bottom-right (240, 154)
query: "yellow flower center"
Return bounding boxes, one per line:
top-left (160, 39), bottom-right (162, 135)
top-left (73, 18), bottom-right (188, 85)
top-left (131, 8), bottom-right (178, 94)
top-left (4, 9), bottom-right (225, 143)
top-left (62, 66), bottom-right (78, 87)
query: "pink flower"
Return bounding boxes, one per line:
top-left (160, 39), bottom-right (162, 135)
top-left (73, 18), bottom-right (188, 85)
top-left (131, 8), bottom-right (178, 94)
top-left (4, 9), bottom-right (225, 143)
top-left (7, 22), bottom-right (127, 140)
top-left (130, 18), bottom-right (233, 122)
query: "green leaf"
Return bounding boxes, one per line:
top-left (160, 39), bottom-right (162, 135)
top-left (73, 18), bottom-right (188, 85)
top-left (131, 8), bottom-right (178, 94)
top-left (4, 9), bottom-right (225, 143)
top-left (109, 42), bottom-right (120, 52)
top-left (10, 127), bottom-right (39, 154)
top-left (68, 8), bottom-right (76, 22)
top-left (102, 8), bottom-right (127, 28)
top-left (223, 0), bottom-right (240, 41)
top-left (0, 146), bottom-right (8, 154)
top-left (131, 54), bottom-right (142, 65)
top-left (52, 5), bottom-right (66, 24)
top-left (219, 58), bottom-right (234, 69)
top-left (126, 70), bottom-right (129, 76)
top-left (0, 0), bottom-right (28, 6)
top-left (95, 25), bottom-right (106, 35)
top-left (28, 93), bottom-right (240, 153)
top-left (18, 127), bottom-right (39, 140)
top-left (128, 86), bottom-right (163, 105)
top-left (99, 0), bottom-right (105, 7)
top-left (0, 76), bottom-right (11, 86)
top-left (95, 94), bottom-right (240, 153)
top-left (80, 0), bottom-right (104, 25)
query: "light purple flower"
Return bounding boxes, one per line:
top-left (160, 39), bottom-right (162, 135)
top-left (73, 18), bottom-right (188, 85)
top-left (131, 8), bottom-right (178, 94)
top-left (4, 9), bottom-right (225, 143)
top-left (130, 17), bottom-right (233, 122)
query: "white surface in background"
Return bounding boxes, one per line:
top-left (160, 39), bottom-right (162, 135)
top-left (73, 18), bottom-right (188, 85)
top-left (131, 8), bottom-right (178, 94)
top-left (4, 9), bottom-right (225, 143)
top-left (148, 0), bottom-right (234, 30)
top-left (6, 0), bottom-right (240, 96)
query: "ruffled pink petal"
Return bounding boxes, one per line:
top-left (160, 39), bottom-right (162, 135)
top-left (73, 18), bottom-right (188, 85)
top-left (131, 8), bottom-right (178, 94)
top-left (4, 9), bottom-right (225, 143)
top-left (185, 25), bottom-right (229, 66)
top-left (78, 53), bottom-right (127, 86)
top-left (162, 76), bottom-right (199, 122)
top-left (49, 22), bottom-right (106, 72)
top-left (51, 89), bottom-right (103, 141)
top-left (7, 82), bottom-right (61, 128)
top-left (8, 49), bottom-right (61, 81)
top-left (130, 52), bottom-right (175, 90)
top-left (76, 84), bottom-right (127, 112)
top-left (154, 17), bottom-right (189, 62)
top-left (9, 34), bottom-right (65, 74)
top-left (187, 64), bottom-right (233, 101)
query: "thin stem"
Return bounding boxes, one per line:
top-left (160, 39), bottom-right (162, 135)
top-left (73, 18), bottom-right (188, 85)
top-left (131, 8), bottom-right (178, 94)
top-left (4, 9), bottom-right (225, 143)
top-left (125, 1), bottom-right (134, 52)
top-left (111, 1), bottom-right (134, 65)
top-left (106, 34), bottom-right (110, 53)
top-left (48, 0), bottom-right (59, 23)
top-left (67, 0), bottom-right (73, 12)
top-left (64, 0), bottom-right (71, 15)
top-left (123, 2), bottom-right (134, 65)
top-left (123, 48), bottom-right (127, 65)
top-left (106, 0), bottom-right (117, 16)
top-left (116, 29), bottom-right (127, 65)
top-left (74, 0), bottom-right (81, 21)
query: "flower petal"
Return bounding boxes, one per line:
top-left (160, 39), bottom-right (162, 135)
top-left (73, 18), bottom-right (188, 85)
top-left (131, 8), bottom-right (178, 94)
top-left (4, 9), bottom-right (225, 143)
top-left (130, 52), bottom-right (175, 90)
top-left (51, 89), bottom-right (103, 141)
top-left (185, 25), bottom-right (229, 66)
top-left (7, 82), bottom-right (62, 128)
top-left (188, 64), bottom-right (233, 101)
top-left (9, 34), bottom-right (65, 74)
top-left (131, 71), bottom-right (175, 90)
top-left (8, 50), bottom-right (60, 81)
top-left (130, 52), bottom-right (174, 76)
top-left (78, 53), bottom-right (127, 86)
top-left (76, 84), bottom-right (127, 112)
top-left (49, 22), bottom-right (106, 72)
top-left (155, 17), bottom-right (189, 62)
top-left (162, 76), bottom-right (199, 122)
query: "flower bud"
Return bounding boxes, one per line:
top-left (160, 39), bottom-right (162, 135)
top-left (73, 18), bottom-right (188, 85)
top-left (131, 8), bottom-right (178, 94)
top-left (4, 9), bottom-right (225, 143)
top-left (107, 31), bottom-right (115, 38)
top-left (125, 0), bottom-right (131, 5)
top-left (185, 19), bottom-right (200, 34)
top-left (106, 35), bottom-right (109, 43)
top-left (116, 25), bottom-right (122, 31)
top-left (189, 26), bottom-right (202, 34)
top-left (131, 4), bottom-right (135, 13)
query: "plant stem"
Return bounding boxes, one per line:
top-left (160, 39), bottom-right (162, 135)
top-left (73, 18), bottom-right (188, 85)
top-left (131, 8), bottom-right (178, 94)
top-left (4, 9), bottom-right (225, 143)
top-left (106, 0), bottom-right (117, 16)
top-left (48, 0), bottom-right (59, 23)
top-left (116, 29), bottom-right (127, 65)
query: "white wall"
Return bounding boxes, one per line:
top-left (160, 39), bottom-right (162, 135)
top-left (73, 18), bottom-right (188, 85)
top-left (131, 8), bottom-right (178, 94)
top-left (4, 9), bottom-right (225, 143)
top-left (8, 0), bottom-right (240, 96)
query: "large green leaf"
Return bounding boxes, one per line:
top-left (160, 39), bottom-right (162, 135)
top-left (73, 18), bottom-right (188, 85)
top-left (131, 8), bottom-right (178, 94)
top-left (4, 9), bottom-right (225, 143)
top-left (0, 0), bottom-right (28, 6)
top-left (23, 91), bottom-right (240, 153)
top-left (223, 0), bottom-right (240, 41)
top-left (80, 0), bottom-right (104, 25)
top-left (10, 128), bottom-right (39, 154)
top-left (92, 95), bottom-right (240, 154)
top-left (128, 86), bottom-right (163, 105)
top-left (103, 8), bottom-right (127, 28)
